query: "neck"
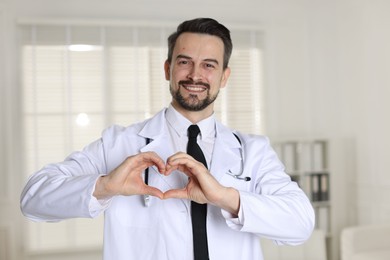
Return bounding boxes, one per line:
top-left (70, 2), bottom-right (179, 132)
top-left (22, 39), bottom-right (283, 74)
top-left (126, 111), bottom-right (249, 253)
top-left (171, 101), bottom-right (214, 124)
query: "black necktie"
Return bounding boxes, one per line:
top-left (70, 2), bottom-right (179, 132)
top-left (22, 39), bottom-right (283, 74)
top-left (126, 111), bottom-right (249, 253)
top-left (187, 125), bottom-right (209, 260)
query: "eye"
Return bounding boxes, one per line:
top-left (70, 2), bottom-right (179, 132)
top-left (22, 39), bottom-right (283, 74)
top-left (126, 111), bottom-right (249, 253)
top-left (204, 63), bottom-right (216, 69)
top-left (177, 58), bottom-right (192, 66)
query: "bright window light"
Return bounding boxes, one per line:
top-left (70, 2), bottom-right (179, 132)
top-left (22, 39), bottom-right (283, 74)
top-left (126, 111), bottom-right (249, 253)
top-left (75, 113), bottom-right (90, 126)
top-left (68, 44), bottom-right (102, 52)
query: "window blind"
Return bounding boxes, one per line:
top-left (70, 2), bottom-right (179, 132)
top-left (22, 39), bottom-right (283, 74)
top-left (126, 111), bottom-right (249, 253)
top-left (20, 22), bottom-right (265, 252)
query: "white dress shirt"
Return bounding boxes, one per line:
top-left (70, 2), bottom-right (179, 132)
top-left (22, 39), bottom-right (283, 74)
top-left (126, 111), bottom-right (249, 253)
top-left (165, 104), bottom-right (215, 171)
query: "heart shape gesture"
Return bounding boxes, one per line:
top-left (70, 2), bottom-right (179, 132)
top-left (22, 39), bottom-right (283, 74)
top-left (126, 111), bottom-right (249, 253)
top-left (93, 151), bottom-right (240, 215)
top-left (164, 152), bottom-right (224, 204)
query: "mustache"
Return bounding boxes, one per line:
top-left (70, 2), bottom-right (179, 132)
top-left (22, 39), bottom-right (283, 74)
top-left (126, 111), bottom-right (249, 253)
top-left (178, 80), bottom-right (210, 89)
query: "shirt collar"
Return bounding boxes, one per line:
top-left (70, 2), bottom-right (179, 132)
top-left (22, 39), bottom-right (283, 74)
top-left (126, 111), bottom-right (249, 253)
top-left (165, 104), bottom-right (216, 140)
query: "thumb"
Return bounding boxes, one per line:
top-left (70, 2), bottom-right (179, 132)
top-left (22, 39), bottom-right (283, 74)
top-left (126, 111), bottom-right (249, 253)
top-left (144, 186), bottom-right (164, 199)
top-left (163, 188), bottom-right (188, 200)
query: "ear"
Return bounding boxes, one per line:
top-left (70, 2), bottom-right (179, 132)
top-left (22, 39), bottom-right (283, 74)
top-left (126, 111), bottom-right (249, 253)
top-left (164, 60), bottom-right (171, 80)
top-left (220, 67), bottom-right (231, 89)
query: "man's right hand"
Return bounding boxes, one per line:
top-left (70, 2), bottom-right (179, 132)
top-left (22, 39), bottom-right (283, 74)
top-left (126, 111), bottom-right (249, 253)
top-left (93, 152), bottom-right (166, 200)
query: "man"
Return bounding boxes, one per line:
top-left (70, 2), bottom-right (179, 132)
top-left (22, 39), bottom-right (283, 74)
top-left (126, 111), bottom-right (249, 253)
top-left (21, 18), bottom-right (314, 260)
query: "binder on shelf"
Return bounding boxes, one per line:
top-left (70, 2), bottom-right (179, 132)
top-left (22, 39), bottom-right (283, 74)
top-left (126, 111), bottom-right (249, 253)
top-left (320, 173), bottom-right (330, 201)
top-left (309, 172), bottom-right (330, 202)
top-left (310, 174), bottom-right (320, 202)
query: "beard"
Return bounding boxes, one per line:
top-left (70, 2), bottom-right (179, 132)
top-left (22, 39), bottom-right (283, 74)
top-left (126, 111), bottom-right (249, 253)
top-left (170, 80), bottom-right (219, 111)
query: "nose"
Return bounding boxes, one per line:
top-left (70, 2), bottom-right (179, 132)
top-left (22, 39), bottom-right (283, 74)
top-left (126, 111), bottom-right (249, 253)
top-left (187, 66), bottom-right (203, 82)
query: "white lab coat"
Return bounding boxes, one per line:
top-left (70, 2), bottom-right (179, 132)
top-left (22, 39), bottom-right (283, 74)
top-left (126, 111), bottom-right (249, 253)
top-left (21, 108), bottom-right (314, 260)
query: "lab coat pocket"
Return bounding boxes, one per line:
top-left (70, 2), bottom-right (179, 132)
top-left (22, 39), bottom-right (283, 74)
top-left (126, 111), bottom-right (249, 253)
top-left (113, 196), bottom-right (161, 228)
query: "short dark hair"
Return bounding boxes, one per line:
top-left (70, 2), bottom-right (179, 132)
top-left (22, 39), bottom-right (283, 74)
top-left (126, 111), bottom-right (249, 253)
top-left (167, 18), bottom-right (233, 69)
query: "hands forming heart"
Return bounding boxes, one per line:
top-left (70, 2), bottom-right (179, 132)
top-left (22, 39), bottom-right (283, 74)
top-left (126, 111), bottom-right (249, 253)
top-left (94, 151), bottom-right (240, 215)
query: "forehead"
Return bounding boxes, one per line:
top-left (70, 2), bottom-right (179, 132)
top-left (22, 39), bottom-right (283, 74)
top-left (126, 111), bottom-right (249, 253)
top-left (173, 32), bottom-right (225, 61)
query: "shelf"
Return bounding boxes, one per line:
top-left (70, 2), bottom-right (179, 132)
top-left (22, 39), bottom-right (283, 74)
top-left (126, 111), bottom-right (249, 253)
top-left (274, 139), bottom-right (332, 259)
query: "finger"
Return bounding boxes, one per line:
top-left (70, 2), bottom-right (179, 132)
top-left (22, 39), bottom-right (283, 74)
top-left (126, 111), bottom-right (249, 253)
top-left (144, 186), bottom-right (164, 199)
top-left (142, 152), bottom-right (166, 169)
top-left (165, 163), bottom-right (195, 177)
top-left (166, 152), bottom-right (194, 163)
top-left (128, 152), bottom-right (166, 174)
top-left (166, 157), bottom-right (204, 176)
top-left (163, 188), bottom-right (188, 200)
top-left (144, 152), bottom-right (167, 174)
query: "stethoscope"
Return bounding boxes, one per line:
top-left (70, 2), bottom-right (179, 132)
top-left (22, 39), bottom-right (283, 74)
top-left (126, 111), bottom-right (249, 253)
top-left (143, 133), bottom-right (251, 206)
top-left (227, 133), bottom-right (251, 182)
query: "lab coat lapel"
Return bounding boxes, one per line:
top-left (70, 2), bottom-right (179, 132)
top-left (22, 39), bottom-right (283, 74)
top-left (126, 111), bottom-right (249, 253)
top-left (138, 109), bottom-right (184, 191)
top-left (210, 122), bottom-right (242, 181)
top-left (138, 109), bottom-right (171, 158)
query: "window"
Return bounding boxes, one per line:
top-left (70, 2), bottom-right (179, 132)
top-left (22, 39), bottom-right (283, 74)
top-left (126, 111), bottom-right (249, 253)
top-left (20, 21), bottom-right (264, 252)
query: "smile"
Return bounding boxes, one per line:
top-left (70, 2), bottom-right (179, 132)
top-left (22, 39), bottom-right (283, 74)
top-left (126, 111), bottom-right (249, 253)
top-left (179, 80), bottom-right (210, 93)
top-left (183, 85), bottom-right (207, 92)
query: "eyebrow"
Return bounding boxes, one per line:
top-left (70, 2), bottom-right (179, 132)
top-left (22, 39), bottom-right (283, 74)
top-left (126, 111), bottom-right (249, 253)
top-left (176, 54), bottom-right (219, 65)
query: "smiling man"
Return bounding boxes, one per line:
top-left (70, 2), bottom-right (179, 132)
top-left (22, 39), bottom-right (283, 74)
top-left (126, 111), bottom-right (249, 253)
top-left (21, 18), bottom-right (315, 260)
top-left (166, 32), bottom-right (230, 117)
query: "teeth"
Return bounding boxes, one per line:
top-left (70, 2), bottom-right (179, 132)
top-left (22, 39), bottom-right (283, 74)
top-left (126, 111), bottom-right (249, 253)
top-left (185, 86), bottom-right (205, 92)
